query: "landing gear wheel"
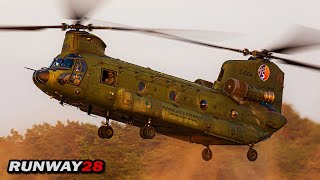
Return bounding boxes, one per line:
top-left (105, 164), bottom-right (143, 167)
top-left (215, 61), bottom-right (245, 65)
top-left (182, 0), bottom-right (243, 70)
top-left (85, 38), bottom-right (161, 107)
top-left (140, 126), bottom-right (148, 139)
top-left (247, 148), bottom-right (258, 161)
top-left (105, 126), bottom-right (114, 139)
top-left (98, 126), bottom-right (106, 139)
top-left (144, 126), bottom-right (156, 139)
top-left (97, 126), bottom-right (114, 139)
top-left (202, 147), bottom-right (212, 161)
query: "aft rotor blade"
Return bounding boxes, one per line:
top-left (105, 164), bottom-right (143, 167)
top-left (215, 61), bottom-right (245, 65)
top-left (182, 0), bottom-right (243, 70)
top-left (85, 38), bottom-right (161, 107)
top-left (0, 25), bottom-right (63, 31)
top-left (271, 55), bottom-right (320, 71)
top-left (269, 26), bottom-right (320, 54)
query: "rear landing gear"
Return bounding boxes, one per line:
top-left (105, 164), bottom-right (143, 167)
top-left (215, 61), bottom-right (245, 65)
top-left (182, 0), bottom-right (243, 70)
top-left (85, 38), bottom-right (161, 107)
top-left (202, 146), bottom-right (213, 161)
top-left (140, 126), bottom-right (156, 139)
top-left (140, 119), bottom-right (156, 139)
top-left (247, 144), bottom-right (258, 161)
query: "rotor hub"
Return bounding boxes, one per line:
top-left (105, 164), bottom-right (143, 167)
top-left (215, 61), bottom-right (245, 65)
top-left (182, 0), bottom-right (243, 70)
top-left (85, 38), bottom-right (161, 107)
top-left (61, 23), bottom-right (94, 31)
top-left (242, 48), bottom-right (272, 60)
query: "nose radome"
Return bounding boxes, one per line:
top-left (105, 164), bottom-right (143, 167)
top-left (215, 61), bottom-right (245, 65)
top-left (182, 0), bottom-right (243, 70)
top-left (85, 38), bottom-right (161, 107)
top-left (33, 69), bottom-right (50, 84)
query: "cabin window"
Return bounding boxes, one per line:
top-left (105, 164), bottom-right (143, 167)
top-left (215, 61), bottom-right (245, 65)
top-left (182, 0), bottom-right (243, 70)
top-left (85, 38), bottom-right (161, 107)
top-left (101, 69), bottom-right (117, 87)
top-left (69, 60), bottom-right (87, 86)
top-left (200, 100), bottom-right (208, 110)
top-left (169, 90), bottom-right (177, 101)
top-left (138, 81), bottom-right (147, 92)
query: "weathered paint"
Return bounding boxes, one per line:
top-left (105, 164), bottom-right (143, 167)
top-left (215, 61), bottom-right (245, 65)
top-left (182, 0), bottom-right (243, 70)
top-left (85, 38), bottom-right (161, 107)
top-left (33, 31), bottom-right (287, 146)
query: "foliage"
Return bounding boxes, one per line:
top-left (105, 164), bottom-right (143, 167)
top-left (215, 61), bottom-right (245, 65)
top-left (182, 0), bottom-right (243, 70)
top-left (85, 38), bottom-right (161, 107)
top-left (0, 104), bottom-right (319, 180)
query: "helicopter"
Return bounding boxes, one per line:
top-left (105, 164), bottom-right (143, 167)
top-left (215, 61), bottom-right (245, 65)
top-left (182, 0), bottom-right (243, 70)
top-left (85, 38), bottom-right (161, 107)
top-left (1, 5), bottom-right (320, 163)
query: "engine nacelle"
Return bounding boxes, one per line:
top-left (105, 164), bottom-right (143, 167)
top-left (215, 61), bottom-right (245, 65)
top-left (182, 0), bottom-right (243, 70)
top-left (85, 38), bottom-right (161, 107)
top-left (223, 78), bottom-right (275, 103)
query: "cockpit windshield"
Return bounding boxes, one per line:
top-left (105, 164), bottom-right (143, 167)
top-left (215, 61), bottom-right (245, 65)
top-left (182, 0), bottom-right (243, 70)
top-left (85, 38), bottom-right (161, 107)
top-left (50, 58), bottom-right (75, 69)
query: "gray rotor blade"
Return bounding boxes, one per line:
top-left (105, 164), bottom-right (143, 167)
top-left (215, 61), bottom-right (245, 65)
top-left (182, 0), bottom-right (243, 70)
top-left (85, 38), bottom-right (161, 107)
top-left (0, 25), bottom-right (63, 31)
top-left (271, 55), bottom-right (320, 71)
top-left (269, 25), bottom-right (320, 54)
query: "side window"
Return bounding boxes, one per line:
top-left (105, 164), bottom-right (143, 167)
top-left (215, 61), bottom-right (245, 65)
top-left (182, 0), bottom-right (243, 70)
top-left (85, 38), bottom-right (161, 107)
top-left (69, 60), bottom-right (87, 86)
top-left (138, 81), bottom-right (147, 93)
top-left (101, 69), bottom-right (117, 87)
top-left (169, 90), bottom-right (177, 101)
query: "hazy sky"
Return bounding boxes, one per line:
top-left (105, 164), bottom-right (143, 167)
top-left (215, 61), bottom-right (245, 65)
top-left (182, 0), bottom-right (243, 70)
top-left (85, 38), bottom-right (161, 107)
top-left (0, 0), bottom-right (319, 136)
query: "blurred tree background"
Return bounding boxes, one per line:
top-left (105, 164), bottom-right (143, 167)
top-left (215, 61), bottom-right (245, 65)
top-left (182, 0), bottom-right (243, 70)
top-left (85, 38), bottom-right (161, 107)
top-left (0, 104), bottom-right (319, 180)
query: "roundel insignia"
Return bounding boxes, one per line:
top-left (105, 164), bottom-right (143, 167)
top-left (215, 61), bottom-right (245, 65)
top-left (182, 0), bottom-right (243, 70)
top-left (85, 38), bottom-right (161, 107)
top-left (258, 64), bottom-right (270, 81)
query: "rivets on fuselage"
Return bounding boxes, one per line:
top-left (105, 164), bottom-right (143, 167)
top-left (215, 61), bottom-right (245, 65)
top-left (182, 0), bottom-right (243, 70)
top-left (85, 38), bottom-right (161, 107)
top-left (75, 88), bottom-right (82, 95)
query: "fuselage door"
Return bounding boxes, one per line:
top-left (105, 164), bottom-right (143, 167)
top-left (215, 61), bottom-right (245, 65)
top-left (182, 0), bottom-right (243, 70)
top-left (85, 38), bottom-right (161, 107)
top-left (85, 61), bottom-right (119, 110)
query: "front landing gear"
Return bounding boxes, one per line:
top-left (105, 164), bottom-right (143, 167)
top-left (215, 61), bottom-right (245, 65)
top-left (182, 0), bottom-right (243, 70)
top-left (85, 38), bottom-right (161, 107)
top-left (98, 112), bottom-right (113, 139)
top-left (202, 146), bottom-right (213, 161)
top-left (247, 144), bottom-right (258, 161)
top-left (98, 125), bottom-right (114, 139)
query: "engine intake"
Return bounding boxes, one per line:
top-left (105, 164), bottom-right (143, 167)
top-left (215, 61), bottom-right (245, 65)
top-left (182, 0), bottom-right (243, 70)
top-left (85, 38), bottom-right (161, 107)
top-left (223, 78), bottom-right (275, 103)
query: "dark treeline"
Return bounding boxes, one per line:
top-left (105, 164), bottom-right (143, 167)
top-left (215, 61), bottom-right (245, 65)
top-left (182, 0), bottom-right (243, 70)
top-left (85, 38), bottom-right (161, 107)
top-left (0, 104), bottom-right (319, 180)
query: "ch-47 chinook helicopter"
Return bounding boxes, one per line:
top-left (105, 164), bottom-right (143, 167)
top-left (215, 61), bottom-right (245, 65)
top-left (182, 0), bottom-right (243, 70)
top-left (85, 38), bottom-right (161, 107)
top-left (1, 8), bottom-right (320, 162)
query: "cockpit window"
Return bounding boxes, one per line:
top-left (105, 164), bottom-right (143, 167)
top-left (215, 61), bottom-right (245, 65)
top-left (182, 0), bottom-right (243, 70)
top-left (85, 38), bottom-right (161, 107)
top-left (65, 54), bottom-right (81, 58)
top-left (69, 60), bottom-right (87, 86)
top-left (51, 58), bottom-right (75, 69)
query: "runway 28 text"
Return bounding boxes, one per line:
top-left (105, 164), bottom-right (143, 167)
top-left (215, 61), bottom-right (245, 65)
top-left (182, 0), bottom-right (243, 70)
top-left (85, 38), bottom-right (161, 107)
top-left (7, 160), bottom-right (105, 173)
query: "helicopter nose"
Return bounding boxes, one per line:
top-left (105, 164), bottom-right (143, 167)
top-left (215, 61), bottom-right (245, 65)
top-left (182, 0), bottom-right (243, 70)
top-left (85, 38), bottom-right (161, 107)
top-left (33, 69), bottom-right (50, 84)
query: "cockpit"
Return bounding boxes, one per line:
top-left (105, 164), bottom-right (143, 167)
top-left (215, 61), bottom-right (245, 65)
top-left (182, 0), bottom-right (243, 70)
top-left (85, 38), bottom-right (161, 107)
top-left (50, 54), bottom-right (83, 70)
top-left (49, 54), bottom-right (87, 86)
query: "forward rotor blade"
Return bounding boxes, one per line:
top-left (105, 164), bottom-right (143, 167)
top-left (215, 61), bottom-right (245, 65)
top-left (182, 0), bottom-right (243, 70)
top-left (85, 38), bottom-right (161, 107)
top-left (85, 17), bottom-right (244, 42)
top-left (0, 25), bottom-right (63, 31)
top-left (149, 29), bottom-right (242, 42)
top-left (270, 55), bottom-right (320, 71)
top-left (92, 25), bottom-right (243, 53)
top-left (62, 0), bottom-right (104, 22)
